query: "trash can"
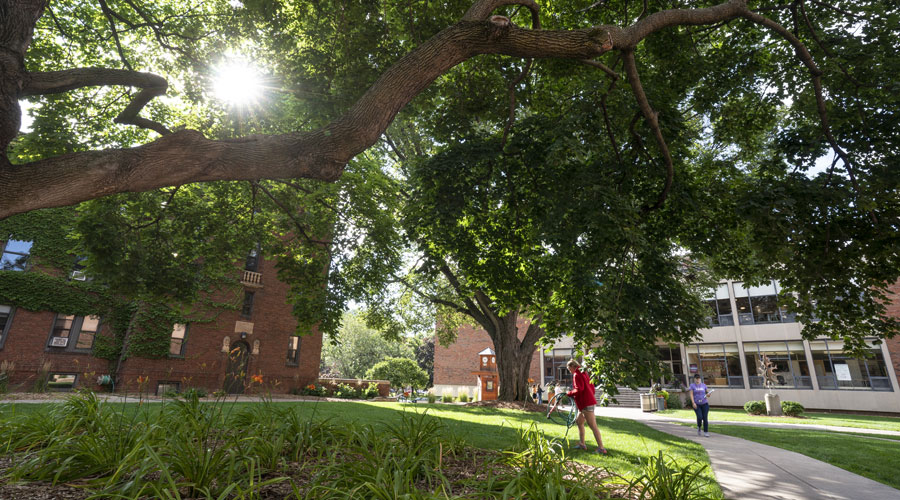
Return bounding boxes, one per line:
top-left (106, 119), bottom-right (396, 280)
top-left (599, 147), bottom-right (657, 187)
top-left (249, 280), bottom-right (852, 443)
top-left (640, 393), bottom-right (657, 412)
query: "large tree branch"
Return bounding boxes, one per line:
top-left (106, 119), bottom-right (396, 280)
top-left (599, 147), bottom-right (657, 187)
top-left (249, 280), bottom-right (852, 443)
top-left (623, 51), bottom-right (672, 212)
top-left (22, 68), bottom-right (170, 135)
top-left (1, 0), bottom-right (772, 220)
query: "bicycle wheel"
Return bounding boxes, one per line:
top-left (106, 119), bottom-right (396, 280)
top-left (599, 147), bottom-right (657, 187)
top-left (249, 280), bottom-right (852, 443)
top-left (546, 393), bottom-right (576, 425)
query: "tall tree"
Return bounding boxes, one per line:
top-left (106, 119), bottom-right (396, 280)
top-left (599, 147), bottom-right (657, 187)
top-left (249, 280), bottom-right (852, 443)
top-left (2, 1), bottom-right (897, 400)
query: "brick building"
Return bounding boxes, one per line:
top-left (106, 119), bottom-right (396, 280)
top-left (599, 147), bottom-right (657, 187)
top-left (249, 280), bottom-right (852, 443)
top-left (432, 316), bottom-right (543, 400)
top-left (0, 237), bottom-right (322, 396)
top-left (435, 280), bottom-right (900, 412)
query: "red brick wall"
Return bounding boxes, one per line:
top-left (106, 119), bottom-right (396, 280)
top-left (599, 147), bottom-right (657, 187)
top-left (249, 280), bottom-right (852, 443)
top-left (433, 317), bottom-right (542, 387)
top-left (884, 282), bottom-right (900, 389)
top-left (0, 256), bottom-right (323, 395)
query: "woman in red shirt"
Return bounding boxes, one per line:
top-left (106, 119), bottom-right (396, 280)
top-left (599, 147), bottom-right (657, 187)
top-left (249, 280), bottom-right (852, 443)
top-left (566, 359), bottom-right (607, 454)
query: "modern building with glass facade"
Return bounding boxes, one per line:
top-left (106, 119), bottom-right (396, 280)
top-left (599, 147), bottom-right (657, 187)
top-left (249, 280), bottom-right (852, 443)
top-left (660, 280), bottom-right (899, 412)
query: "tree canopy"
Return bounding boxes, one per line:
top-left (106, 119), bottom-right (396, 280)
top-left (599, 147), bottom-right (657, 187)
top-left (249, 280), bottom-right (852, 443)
top-left (1, 0), bottom-right (898, 399)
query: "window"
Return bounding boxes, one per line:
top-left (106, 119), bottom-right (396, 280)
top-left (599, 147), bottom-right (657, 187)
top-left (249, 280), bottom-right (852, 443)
top-left (703, 284), bottom-right (734, 326)
top-left (287, 336), bottom-right (301, 365)
top-left (657, 345), bottom-right (685, 386)
top-left (169, 323), bottom-right (187, 356)
top-left (733, 281), bottom-right (796, 325)
top-left (241, 291), bottom-right (255, 318)
top-left (47, 373), bottom-right (77, 391)
top-left (744, 341), bottom-right (812, 389)
top-left (47, 314), bottom-right (101, 351)
top-left (245, 245), bottom-right (260, 272)
top-left (0, 304), bottom-right (14, 349)
top-left (75, 316), bottom-right (100, 350)
top-left (70, 256), bottom-right (90, 281)
top-left (810, 340), bottom-right (893, 391)
top-left (686, 343), bottom-right (744, 388)
top-left (0, 239), bottom-right (33, 271)
top-left (543, 348), bottom-right (572, 385)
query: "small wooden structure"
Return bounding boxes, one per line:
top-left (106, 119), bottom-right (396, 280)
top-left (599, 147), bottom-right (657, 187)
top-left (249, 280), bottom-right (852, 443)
top-left (472, 348), bottom-right (499, 401)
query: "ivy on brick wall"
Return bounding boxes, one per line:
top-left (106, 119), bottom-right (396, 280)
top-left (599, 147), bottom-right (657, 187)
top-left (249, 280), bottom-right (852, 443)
top-left (0, 208), bottom-right (79, 271)
top-left (1, 206), bottom-right (242, 364)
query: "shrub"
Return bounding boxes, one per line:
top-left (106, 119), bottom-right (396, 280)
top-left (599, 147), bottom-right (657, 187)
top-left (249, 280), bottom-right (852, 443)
top-left (163, 389), bottom-right (179, 398)
top-left (744, 400), bottom-right (766, 415)
top-left (458, 391), bottom-right (469, 403)
top-left (782, 400), bottom-right (805, 417)
top-left (666, 391), bottom-right (683, 410)
top-left (300, 383), bottom-right (328, 396)
top-left (442, 393), bottom-right (454, 403)
top-left (363, 382), bottom-right (380, 399)
top-left (427, 392), bottom-right (436, 403)
top-left (334, 383), bottom-right (358, 399)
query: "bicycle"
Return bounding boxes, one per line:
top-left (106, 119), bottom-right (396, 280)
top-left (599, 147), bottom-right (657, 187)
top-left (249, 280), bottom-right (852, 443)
top-left (546, 392), bottom-right (578, 431)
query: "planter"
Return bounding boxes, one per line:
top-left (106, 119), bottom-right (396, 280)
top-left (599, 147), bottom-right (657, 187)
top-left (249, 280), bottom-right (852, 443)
top-left (765, 393), bottom-right (782, 416)
top-left (640, 393), bottom-right (658, 412)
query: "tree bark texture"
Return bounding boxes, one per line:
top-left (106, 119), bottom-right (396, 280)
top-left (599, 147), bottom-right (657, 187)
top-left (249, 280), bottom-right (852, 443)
top-left (0, 0), bottom-right (759, 219)
top-left (473, 307), bottom-right (545, 402)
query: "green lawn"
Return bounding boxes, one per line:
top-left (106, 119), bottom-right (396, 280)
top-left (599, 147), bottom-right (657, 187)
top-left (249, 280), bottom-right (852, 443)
top-left (1, 399), bottom-right (723, 496)
top-left (711, 425), bottom-right (900, 490)
top-left (657, 407), bottom-right (900, 432)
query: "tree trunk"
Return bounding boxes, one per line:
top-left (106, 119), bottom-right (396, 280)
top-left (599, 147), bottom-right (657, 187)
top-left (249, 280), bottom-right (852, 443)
top-left (482, 309), bottom-right (544, 402)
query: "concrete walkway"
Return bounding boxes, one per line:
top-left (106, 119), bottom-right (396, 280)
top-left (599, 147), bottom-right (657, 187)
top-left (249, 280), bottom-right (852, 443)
top-left (595, 407), bottom-right (900, 500)
top-left (595, 406), bottom-right (900, 438)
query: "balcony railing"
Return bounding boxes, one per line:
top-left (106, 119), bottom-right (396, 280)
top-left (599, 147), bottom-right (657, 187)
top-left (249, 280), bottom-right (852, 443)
top-left (241, 270), bottom-right (263, 287)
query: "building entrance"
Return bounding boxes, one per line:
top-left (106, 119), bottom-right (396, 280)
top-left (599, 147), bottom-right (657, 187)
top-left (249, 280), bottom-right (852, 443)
top-left (224, 340), bottom-right (250, 394)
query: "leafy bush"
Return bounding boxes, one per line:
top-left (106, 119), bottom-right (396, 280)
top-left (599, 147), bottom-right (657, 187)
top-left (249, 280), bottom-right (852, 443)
top-left (365, 357), bottom-right (429, 391)
top-left (333, 383), bottom-right (358, 399)
top-left (744, 400), bottom-right (766, 415)
top-left (163, 389), bottom-right (179, 398)
top-left (458, 391), bottom-right (469, 403)
top-left (363, 382), bottom-right (380, 399)
top-left (782, 400), bottom-right (805, 417)
top-left (427, 392), bottom-right (436, 403)
top-left (666, 391), bottom-right (683, 410)
top-left (442, 393), bottom-right (454, 403)
top-left (299, 383), bottom-right (328, 396)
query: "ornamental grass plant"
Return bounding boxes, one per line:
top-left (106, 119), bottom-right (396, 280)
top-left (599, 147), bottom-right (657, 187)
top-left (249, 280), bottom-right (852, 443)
top-left (0, 390), bottom-right (721, 499)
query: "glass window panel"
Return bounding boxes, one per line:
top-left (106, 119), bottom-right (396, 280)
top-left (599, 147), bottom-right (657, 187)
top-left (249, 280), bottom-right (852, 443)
top-left (4, 240), bottom-right (32, 253)
top-left (169, 324), bottom-right (187, 356)
top-left (52, 314), bottom-right (75, 338)
top-left (74, 315), bottom-right (100, 350)
top-left (715, 284), bottom-right (730, 300)
top-left (747, 281), bottom-right (777, 296)
top-left (751, 295), bottom-right (781, 323)
top-left (0, 253), bottom-right (28, 271)
top-left (81, 315), bottom-right (100, 332)
top-left (171, 324), bottom-right (186, 339)
top-left (732, 282), bottom-right (747, 297)
top-left (0, 305), bottom-right (10, 331)
top-left (735, 297), bottom-right (753, 324)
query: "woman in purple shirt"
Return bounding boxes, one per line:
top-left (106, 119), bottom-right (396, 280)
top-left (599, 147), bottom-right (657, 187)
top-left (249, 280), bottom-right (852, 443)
top-left (689, 374), bottom-right (713, 437)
